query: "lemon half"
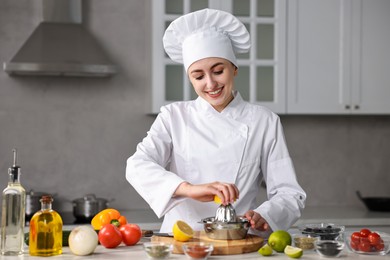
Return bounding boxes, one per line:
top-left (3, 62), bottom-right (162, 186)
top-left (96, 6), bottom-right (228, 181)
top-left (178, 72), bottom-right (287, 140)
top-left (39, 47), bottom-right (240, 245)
top-left (172, 220), bottom-right (194, 242)
top-left (284, 245), bottom-right (303, 258)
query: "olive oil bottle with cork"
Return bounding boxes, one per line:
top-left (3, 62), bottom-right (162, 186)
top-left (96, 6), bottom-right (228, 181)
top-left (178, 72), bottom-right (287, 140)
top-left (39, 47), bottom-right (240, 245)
top-left (0, 149), bottom-right (26, 256)
top-left (29, 195), bottom-right (63, 256)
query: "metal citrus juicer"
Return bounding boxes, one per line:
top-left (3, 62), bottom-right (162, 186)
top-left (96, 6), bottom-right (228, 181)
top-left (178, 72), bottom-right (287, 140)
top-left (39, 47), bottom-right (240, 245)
top-left (214, 203), bottom-right (237, 222)
top-left (198, 201), bottom-right (250, 240)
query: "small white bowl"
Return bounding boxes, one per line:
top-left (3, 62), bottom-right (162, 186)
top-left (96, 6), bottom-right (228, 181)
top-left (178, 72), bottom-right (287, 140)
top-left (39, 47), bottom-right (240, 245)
top-left (293, 233), bottom-right (320, 250)
top-left (182, 242), bottom-right (214, 260)
top-left (314, 240), bottom-right (344, 258)
top-left (299, 223), bottom-right (345, 240)
top-left (143, 242), bottom-right (173, 259)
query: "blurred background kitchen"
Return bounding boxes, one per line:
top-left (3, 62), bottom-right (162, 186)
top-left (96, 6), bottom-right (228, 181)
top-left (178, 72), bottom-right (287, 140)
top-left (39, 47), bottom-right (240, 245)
top-left (1, 0), bottom-right (389, 218)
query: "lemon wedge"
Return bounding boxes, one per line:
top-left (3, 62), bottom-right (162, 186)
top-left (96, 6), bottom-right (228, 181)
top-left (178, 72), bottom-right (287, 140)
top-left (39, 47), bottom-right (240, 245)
top-left (284, 245), bottom-right (303, 258)
top-left (172, 220), bottom-right (194, 242)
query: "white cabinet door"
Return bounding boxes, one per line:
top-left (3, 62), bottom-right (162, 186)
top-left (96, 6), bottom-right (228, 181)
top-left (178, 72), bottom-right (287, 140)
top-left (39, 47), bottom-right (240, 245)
top-left (351, 0), bottom-right (390, 114)
top-left (287, 0), bottom-right (352, 114)
top-left (287, 0), bottom-right (390, 114)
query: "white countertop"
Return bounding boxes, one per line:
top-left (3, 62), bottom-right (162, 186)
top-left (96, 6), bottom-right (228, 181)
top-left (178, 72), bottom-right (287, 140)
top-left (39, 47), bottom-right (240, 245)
top-left (17, 205), bottom-right (390, 260)
top-left (1, 236), bottom-right (388, 260)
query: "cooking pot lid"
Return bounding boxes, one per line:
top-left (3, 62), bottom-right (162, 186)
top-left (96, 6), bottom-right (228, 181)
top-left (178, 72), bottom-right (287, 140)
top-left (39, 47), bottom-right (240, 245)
top-left (73, 194), bottom-right (108, 203)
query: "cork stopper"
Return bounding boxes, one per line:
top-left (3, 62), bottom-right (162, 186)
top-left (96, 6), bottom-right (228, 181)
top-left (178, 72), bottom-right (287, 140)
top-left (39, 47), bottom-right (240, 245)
top-left (40, 195), bottom-right (54, 204)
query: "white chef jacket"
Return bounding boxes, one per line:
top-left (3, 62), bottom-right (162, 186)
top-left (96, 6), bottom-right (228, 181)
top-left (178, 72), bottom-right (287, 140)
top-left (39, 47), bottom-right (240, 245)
top-left (126, 91), bottom-right (306, 233)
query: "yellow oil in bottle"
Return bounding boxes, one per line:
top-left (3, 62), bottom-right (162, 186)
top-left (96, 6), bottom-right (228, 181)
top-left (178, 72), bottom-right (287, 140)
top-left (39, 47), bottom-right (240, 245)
top-left (29, 195), bottom-right (62, 256)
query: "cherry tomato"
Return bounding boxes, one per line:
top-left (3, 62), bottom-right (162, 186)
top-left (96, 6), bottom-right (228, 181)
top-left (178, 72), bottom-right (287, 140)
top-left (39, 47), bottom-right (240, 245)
top-left (351, 232), bottom-right (362, 243)
top-left (350, 240), bottom-right (359, 250)
top-left (368, 232), bottom-right (381, 245)
top-left (360, 228), bottom-right (371, 238)
top-left (98, 224), bottom-right (122, 248)
top-left (119, 223), bottom-right (142, 246)
top-left (374, 241), bottom-right (385, 251)
top-left (358, 241), bottom-right (372, 252)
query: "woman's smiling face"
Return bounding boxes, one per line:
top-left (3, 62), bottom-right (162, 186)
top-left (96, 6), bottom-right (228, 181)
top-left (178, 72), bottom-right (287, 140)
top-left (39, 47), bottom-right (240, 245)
top-left (188, 57), bottom-right (237, 112)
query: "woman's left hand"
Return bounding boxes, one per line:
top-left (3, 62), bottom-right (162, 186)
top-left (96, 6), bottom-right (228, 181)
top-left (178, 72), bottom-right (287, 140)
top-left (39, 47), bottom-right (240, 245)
top-left (244, 210), bottom-right (270, 231)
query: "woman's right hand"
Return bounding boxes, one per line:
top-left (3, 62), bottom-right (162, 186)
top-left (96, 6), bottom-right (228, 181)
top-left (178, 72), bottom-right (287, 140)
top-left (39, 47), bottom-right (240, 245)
top-left (174, 181), bottom-right (239, 205)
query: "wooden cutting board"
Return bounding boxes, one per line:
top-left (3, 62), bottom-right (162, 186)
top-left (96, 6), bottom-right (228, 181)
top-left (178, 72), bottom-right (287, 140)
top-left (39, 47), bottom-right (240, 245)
top-left (151, 231), bottom-right (264, 255)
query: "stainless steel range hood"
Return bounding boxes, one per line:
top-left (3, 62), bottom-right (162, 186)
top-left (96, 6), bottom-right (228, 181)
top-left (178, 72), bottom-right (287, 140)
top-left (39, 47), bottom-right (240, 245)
top-left (3, 0), bottom-right (118, 77)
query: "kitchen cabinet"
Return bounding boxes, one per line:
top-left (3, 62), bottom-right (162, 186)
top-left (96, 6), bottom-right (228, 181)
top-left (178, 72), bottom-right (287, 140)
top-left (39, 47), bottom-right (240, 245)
top-left (151, 0), bottom-right (287, 114)
top-left (152, 0), bottom-right (390, 115)
top-left (287, 0), bottom-right (390, 114)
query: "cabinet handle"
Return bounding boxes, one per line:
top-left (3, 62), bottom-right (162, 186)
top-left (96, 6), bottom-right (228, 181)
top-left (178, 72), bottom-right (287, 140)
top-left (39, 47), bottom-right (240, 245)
top-left (354, 105), bottom-right (360, 110)
top-left (345, 105), bottom-right (350, 109)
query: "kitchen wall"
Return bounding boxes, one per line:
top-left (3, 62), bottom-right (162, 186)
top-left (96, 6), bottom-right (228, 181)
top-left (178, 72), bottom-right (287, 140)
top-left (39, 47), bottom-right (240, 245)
top-left (1, 0), bottom-right (390, 215)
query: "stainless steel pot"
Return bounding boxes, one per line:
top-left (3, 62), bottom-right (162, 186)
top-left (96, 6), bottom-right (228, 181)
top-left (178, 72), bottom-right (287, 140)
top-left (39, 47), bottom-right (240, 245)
top-left (26, 190), bottom-right (47, 220)
top-left (72, 194), bottom-right (111, 221)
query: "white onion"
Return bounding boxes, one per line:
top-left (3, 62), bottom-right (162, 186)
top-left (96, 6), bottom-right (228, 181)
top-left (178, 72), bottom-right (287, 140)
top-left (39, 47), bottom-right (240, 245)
top-left (68, 225), bottom-right (98, 255)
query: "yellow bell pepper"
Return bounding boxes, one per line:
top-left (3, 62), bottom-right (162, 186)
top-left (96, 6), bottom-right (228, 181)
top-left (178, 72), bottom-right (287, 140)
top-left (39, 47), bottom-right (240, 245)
top-left (91, 208), bottom-right (127, 230)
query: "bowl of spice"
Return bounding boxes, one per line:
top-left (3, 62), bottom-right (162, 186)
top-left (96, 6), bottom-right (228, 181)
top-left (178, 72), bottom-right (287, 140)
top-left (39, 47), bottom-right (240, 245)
top-left (143, 242), bottom-right (173, 259)
top-left (182, 242), bottom-right (214, 260)
top-left (299, 223), bottom-right (345, 240)
top-left (315, 240), bottom-right (344, 257)
top-left (293, 234), bottom-right (320, 250)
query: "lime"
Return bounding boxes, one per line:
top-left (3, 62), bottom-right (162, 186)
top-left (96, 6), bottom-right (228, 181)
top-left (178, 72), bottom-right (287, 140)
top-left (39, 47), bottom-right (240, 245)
top-left (258, 243), bottom-right (273, 256)
top-left (284, 245), bottom-right (303, 258)
top-left (172, 220), bottom-right (194, 242)
top-left (268, 230), bottom-right (292, 252)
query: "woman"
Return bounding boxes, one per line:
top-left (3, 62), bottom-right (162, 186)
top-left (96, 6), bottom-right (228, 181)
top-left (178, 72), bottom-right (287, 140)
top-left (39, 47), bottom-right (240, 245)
top-left (126, 8), bottom-right (306, 235)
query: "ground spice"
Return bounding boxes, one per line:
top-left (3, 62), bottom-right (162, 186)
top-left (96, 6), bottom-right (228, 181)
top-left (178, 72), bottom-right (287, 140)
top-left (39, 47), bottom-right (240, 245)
top-left (185, 245), bottom-right (210, 259)
top-left (146, 245), bottom-right (170, 258)
top-left (316, 241), bottom-right (343, 257)
top-left (294, 236), bottom-right (318, 250)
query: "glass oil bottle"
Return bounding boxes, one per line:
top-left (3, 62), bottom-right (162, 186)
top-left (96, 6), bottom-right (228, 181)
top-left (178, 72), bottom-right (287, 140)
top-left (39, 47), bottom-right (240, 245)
top-left (1, 149), bottom-right (26, 255)
top-left (29, 195), bottom-right (62, 256)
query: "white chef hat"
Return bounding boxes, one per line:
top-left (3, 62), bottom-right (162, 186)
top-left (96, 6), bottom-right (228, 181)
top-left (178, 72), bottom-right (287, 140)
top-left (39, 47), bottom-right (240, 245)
top-left (163, 8), bottom-right (250, 72)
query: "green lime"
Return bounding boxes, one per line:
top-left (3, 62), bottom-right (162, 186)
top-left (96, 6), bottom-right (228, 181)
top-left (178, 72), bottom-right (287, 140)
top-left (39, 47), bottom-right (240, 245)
top-left (268, 230), bottom-right (292, 252)
top-left (284, 245), bottom-right (303, 258)
top-left (258, 243), bottom-right (273, 256)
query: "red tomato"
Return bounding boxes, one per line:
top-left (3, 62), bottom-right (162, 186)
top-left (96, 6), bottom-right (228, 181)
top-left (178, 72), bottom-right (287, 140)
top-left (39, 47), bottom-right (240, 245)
top-left (351, 232), bottom-right (362, 243)
top-left (98, 224), bottom-right (122, 248)
top-left (368, 232), bottom-right (381, 245)
top-left (119, 224), bottom-right (142, 246)
top-left (350, 241), bottom-right (359, 250)
top-left (374, 241), bottom-right (385, 251)
top-left (360, 228), bottom-right (371, 238)
top-left (358, 241), bottom-right (372, 252)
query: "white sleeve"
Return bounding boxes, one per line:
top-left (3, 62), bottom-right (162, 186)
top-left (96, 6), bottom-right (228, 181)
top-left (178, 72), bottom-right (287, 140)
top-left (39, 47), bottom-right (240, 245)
top-left (256, 117), bottom-right (306, 231)
top-left (126, 106), bottom-right (186, 218)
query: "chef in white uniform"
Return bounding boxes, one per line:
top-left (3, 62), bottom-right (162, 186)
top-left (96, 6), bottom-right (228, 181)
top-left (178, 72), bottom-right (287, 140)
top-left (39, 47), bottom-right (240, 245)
top-left (126, 8), bottom-right (306, 235)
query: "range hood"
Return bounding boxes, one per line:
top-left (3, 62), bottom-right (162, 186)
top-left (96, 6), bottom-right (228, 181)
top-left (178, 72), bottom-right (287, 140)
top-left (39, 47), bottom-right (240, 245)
top-left (3, 0), bottom-right (118, 77)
